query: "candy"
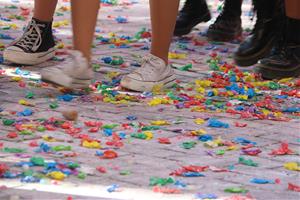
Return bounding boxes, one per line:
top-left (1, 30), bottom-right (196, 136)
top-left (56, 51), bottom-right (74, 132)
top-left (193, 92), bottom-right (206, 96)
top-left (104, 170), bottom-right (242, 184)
top-left (224, 187), bottom-right (248, 193)
top-left (283, 162), bottom-right (300, 171)
top-left (62, 110), bottom-right (78, 121)
top-left (238, 157), bottom-right (258, 167)
top-left (270, 142), bottom-right (294, 155)
top-left (102, 150), bottom-right (118, 159)
top-left (30, 157), bottom-right (45, 166)
top-left (48, 171), bottom-right (66, 180)
top-left (149, 177), bottom-right (174, 186)
top-left (207, 118), bottom-right (229, 128)
top-left (250, 178), bottom-right (274, 184)
top-left (82, 140), bottom-right (101, 149)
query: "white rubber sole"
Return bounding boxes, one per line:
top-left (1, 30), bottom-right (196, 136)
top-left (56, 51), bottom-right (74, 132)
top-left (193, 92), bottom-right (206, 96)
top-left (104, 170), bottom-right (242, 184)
top-left (121, 74), bottom-right (176, 92)
top-left (41, 68), bottom-right (92, 89)
top-left (3, 47), bottom-right (56, 65)
top-left (41, 73), bottom-right (92, 89)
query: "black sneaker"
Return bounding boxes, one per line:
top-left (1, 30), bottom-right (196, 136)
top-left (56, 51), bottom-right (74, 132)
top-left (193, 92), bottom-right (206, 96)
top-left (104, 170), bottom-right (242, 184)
top-left (207, 0), bottom-right (242, 42)
top-left (4, 18), bottom-right (56, 65)
top-left (234, 0), bottom-right (285, 66)
top-left (174, 0), bottom-right (211, 36)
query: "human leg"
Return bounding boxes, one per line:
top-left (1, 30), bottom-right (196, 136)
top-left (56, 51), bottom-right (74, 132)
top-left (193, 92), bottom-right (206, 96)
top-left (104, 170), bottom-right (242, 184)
top-left (41, 0), bottom-right (100, 89)
top-left (121, 0), bottom-right (179, 92)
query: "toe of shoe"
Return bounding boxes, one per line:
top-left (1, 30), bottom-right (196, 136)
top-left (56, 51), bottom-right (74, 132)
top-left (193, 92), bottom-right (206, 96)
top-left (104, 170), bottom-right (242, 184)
top-left (5, 46), bottom-right (24, 53)
top-left (120, 75), bottom-right (132, 87)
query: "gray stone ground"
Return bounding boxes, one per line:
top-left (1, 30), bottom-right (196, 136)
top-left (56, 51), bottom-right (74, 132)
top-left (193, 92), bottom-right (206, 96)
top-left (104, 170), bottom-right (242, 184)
top-left (0, 0), bottom-right (299, 200)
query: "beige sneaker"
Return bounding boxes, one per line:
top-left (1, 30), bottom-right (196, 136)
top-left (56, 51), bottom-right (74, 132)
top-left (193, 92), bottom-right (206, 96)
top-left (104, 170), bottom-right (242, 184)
top-left (121, 54), bottom-right (176, 92)
top-left (40, 50), bottom-right (93, 89)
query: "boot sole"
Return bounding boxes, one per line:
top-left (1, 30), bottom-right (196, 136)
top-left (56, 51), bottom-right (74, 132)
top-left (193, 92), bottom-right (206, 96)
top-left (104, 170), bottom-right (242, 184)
top-left (3, 47), bottom-right (56, 65)
top-left (121, 74), bottom-right (176, 92)
top-left (174, 13), bottom-right (211, 36)
top-left (207, 28), bottom-right (242, 42)
top-left (234, 37), bottom-right (276, 67)
top-left (256, 63), bottom-right (300, 80)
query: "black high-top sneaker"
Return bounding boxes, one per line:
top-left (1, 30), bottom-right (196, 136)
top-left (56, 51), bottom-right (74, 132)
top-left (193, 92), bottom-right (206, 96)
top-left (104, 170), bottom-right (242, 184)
top-left (4, 18), bottom-right (56, 65)
top-left (174, 0), bottom-right (211, 36)
top-left (234, 0), bottom-right (285, 66)
top-left (256, 17), bottom-right (300, 80)
top-left (207, 0), bottom-right (242, 41)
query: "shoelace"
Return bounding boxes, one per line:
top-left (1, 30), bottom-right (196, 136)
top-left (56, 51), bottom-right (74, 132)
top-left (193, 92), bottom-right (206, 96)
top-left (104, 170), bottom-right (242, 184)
top-left (15, 20), bottom-right (46, 52)
top-left (134, 55), bottom-right (158, 75)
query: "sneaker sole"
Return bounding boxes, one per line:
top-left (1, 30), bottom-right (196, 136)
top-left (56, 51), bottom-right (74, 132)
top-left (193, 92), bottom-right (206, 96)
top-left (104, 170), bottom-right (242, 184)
top-left (3, 47), bottom-right (56, 65)
top-left (121, 74), bottom-right (176, 92)
top-left (41, 70), bottom-right (91, 90)
top-left (255, 64), bottom-right (300, 80)
top-left (174, 13), bottom-right (211, 36)
top-left (42, 77), bottom-right (91, 90)
top-left (234, 38), bottom-right (276, 67)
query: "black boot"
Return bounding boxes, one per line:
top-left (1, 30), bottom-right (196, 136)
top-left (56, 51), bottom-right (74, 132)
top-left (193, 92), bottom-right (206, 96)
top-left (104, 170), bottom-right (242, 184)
top-left (174, 0), bottom-right (211, 36)
top-left (256, 17), bottom-right (300, 80)
top-left (234, 0), bottom-right (285, 66)
top-left (207, 0), bottom-right (242, 41)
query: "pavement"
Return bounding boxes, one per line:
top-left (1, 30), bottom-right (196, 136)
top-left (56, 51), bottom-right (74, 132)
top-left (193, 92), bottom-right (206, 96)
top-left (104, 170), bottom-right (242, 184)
top-left (0, 0), bottom-right (299, 200)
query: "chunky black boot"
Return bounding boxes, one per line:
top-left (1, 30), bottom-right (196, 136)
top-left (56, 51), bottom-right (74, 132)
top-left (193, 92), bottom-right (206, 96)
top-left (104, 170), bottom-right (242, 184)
top-left (256, 17), bottom-right (300, 80)
top-left (234, 0), bottom-right (285, 66)
top-left (174, 0), bottom-right (211, 36)
top-left (207, 0), bottom-right (242, 41)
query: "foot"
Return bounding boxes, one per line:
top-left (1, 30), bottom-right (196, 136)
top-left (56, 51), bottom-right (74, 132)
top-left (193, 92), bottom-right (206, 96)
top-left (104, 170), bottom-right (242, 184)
top-left (207, 1), bottom-right (242, 41)
top-left (120, 54), bottom-right (176, 92)
top-left (3, 18), bottom-right (56, 65)
top-left (41, 50), bottom-right (94, 89)
top-left (174, 0), bottom-right (211, 36)
top-left (256, 44), bottom-right (300, 80)
top-left (234, 0), bottom-right (285, 66)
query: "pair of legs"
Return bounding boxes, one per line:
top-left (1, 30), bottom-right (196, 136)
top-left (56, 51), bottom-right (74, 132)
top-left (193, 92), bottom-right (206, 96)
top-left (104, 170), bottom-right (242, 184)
top-left (4, 0), bottom-right (180, 91)
top-left (234, 0), bottom-right (300, 79)
top-left (257, 0), bottom-right (300, 79)
top-left (33, 0), bottom-right (179, 65)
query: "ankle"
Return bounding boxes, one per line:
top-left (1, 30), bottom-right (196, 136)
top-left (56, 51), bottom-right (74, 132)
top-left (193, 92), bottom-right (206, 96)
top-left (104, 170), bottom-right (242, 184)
top-left (32, 16), bottom-right (53, 23)
top-left (149, 53), bottom-right (168, 65)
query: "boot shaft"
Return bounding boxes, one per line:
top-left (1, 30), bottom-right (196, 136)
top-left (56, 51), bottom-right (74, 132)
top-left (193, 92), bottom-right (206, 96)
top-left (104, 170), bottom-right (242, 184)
top-left (253, 0), bottom-right (285, 20)
top-left (181, 0), bottom-right (208, 14)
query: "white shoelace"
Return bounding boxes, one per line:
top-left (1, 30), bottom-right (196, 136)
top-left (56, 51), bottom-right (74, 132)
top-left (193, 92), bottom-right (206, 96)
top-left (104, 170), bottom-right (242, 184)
top-left (16, 20), bottom-right (45, 52)
top-left (134, 55), bottom-right (158, 75)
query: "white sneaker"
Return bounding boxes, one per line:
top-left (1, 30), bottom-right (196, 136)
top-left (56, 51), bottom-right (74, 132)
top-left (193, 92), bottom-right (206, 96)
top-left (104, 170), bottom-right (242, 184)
top-left (120, 54), bottom-right (176, 92)
top-left (40, 50), bottom-right (93, 89)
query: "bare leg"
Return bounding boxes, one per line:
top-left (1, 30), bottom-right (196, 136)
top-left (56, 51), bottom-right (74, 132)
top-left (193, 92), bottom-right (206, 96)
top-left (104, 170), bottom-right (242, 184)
top-left (150, 0), bottom-right (180, 64)
top-left (285, 0), bottom-right (300, 19)
top-left (71, 0), bottom-right (100, 62)
top-left (33, 0), bottom-right (58, 22)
